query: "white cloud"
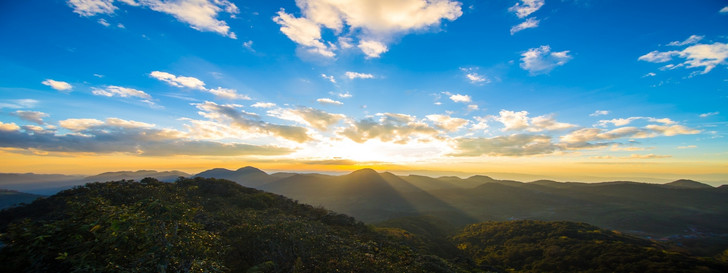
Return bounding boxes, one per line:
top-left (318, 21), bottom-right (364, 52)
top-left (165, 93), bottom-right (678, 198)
top-left (67, 0), bottom-right (239, 38)
top-left (720, 6), bottom-right (728, 13)
top-left (667, 35), bottom-right (703, 46)
top-left (520, 45), bottom-right (572, 75)
top-left (92, 85), bottom-right (151, 99)
top-left (243, 40), bottom-right (254, 51)
top-left (321, 73), bottom-right (336, 83)
top-left (336, 91), bottom-right (353, 98)
top-left (274, 0), bottom-right (462, 58)
top-left (0, 121), bottom-right (21, 132)
top-left (251, 102), bottom-right (276, 108)
top-left (624, 154), bottom-right (671, 159)
top-left (460, 68), bottom-right (489, 84)
top-left (451, 134), bottom-right (557, 157)
top-left (150, 71), bottom-right (206, 90)
top-left (59, 118), bottom-right (105, 131)
top-left (510, 17), bottom-right (539, 35)
top-left (345, 71), bottom-right (375, 79)
top-left (358, 40), bottom-right (388, 58)
top-left (67, 0), bottom-right (116, 17)
top-left (677, 145), bottom-right (697, 149)
top-left (639, 42), bottom-right (728, 74)
top-left (12, 111), bottom-right (49, 125)
top-left (590, 110), bottom-right (609, 117)
top-left (528, 115), bottom-right (576, 132)
top-left (268, 107), bottom-right (345, 131)
top-left (207, 87), bottom-right (250, 100)
top-left (426, 114), bottom-right (468, 132)
top-left (317, 98), bottom-right (343, 105)
top-left (598, 117), bottom-right (641, 127)
top-left (448, 93), bottom-right (471, 103)
top-left (41, 79), bottom-right (72, 91)
top-left (509, 0), bottom-right (544, 19)
top-left (643, 72), bottom-right (657, 77)
top-left (645, 124), bottom-right (700, 136)
top-left (699, 111), bottom-right (719, 118)
top-left (495, 110), bottom-right (530, 131)
top-left (98, 18), bottom-right (111, 26)
top-left (467, 104), bottom-right (479, 111)
top-left (338, 113), bottom-right (439, 144)
top-left (0, 99), bottom-right (39, 109)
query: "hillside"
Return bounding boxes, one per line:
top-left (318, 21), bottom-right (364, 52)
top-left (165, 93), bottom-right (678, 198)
top-left (0, 177), bottom-right (466, 272)
top-left (0, 189), bottom-right (43, 209)
top-left (451, 220), bottom-right (726, 273)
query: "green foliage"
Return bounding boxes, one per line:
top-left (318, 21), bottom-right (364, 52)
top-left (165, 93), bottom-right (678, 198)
top-left (0, 177), bottom-right (466, 272)
top-left (451, 220), bottom-right (727, 273)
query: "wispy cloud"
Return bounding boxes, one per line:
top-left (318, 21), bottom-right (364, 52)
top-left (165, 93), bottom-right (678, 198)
top-left (316, 98), bottom-right (343, 105)
top-left (321, 74), bottom-right (336, 83)
top-left (699, 111), bottom-right (719, 118)
top-left (639, 38), bottom-right (728, 74)
top-left (520, 45), bottom-right (572, 75)
top-left (150, 71), bottom-right (248, 100)
top-left (92, 85), bottom-right (152, 99)
top-left (251, 102), bottom-right (276, 108)
top-left (451, 134), bottom-right (556, 157)
top-left (345, 71), bottom-right (375, 79)
top-left (510, 17), bottom-right (539, 35)
top-left (12, 111), bottom-right (49, 125)
top-left (590, 110), bottom-right (610, 117)
top-left (509, 0), bottom-right (544, 19)
top-left (460, 67), bottom-right (489, 84)
top-left (667, 35), bottom-right (703, 46)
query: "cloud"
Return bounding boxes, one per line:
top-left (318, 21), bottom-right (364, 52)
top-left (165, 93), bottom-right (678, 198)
top-left (699, 111), bottom-right (719, 118)
top-left (336, 91), bottom-right (352, 98)
top-left (451, 134), bottom-right (557, 157)
top-left (150, 71), bottom-right (248, 99)
top-left (0, 99), bottom-right (39, 109)
top-left (467, 104), bottom-right (479, 111)
top-left (98, 18), bottom-right (111, 26)
top-left (509, 0), bottom-right (544, 19)
top-left (677, 145), bottom-right (697, 149)
top-left (560, 123), bottom-right (700, 150)
top-left (460, 67), bottom-right (489, 84)
top-left (316, 98), bottom-right (343, 105)
top-left (493, 110), bottom-right (575, 132)
top-left (590, 110), bottom-right (609, 117)
top-left (358, 40), bottom-right (388, 58)
top-left (251, 102), bottom-right (276, 108)
top-left (528, 115), bottom-right (576, 132)
top-left (623, 154), bottom-right (671, 159)
top-left (598, 117), bottom-right (641, 127)
top-left (150, 71), bottom-right (206, 90)
top-left (447, 93), bottom-right (471, 103)
top-left (495, 110), bottom-right (529, 131)
top-left (720, 6), bottom-right (728, 13)
top-left (193, 101), bottom-right (311, 143)
top-left (520, 45), bottom-right (572, 75)
top-left (338, 113), bottom-right (439, 144)
top-left (426, 114), bottom-right (468, 132)
top-left (645, 124), bottom-right (700, 136)
top-left (12, 111), bottom-right (49, 125)
top-left (67, 0), bottom-right (116, 17)
top-left (207, 87), bottom-right (250, 100)
top-left (243, 40), bottom-right (255, 52)
top-left (67, 0), bottom-right (239, 38)
top-left (274, 0), bottom-right (462, 58)
top-left (345, 71), bottom-right (375, 79)
top-left (268, 107), bottom-right (345, 131)
top-left (41, 79), bottom-right (72, 91)
top-left (667, 35), bottom-right (703, 46)
top-left (639, 41), bottom-right (728, 74)
top-left (321, 74), bottom-right (336, 83)
top-left (0, 121), bottom-right (21, 132)
top-left (1, 117), bottom-right (290, 156)
top-left (643, 72), bottom-right (657, 77)
top-left (510, 17), bottom-right (539, 35)
top-left (92, 85), bottom-right (152, 100)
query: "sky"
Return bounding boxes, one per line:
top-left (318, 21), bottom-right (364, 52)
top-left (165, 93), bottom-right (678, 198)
top-left (0, 0), bottom-right (727, 183)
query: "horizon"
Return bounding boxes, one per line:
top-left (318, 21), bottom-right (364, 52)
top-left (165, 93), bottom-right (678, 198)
top-left (1, 1), bottom-right (727, 183)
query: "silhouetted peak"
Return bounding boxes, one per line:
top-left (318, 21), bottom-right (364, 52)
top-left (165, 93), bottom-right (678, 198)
top-left (235, 166), bottom-right (266, 175)
top-left (665, 179), bottom-right (712, 189)
top-left (348, 168), bottom-right (379, 176)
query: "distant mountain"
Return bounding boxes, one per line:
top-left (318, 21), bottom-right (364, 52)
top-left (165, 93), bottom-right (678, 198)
top-left (84, 170), bottom-right (189, 183)
top-left (664, 179), bottom-right (714, 189)
top-left (194, 166), bottom-right (282, 188)
top-left (0, 173), bottom-right (85, 195)
top-left (0, 189), bottom-right (43, 209)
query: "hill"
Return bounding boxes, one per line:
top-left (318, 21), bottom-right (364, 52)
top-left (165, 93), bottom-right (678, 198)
top-left (0, 189), bottom-right (43, 209)
top-left (451, 220), bottom-right (726, 273)
top-left (83, 170), bottom-right (190, 182)
top-left (0, 177), bottom-right (466, 272)
top-left (664, 179), bottom-right (714, 189)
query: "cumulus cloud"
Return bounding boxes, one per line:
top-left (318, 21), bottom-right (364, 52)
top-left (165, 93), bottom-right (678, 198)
top-left (426, 114), bottom-right (468, 132)
top-left (317, 98), bottom-right (343, 105)
top-left (42, 79), bottom-right (72, 91)
top-left (495, 110), bottom-right (530, 131)
top-left (92, 85), bottom-right (152, 99)
top-left (268, 107), bottom-right (345, 131)
top-left (193, 101), bottom-right (311, 143)
top-left (321, 73), bottom-right (336, 83)
top-left (520, 45), bottom-right (572, 75)
top-left (338, 113), bottom-right (439, 144)
top-left (150, 71), bottom-right (248, 99)
top-left (12, 111), bottom-right (49, 125)
top-left (590, 110), bottom-right (609, 117)
top-left (510, 17), bottom-right (539, 35)
top-left (460, 67), bottom-right (489, 84)
top-left (0, 121), bottom-right (21, 132)
top-left (528, 115), bottom-right (576, 132)
top-left (273, 0), bottom-right (462, 58)
top-left (639, 41), bottom-right (728, 74)
top-left (0, 117), bottom-right (289, 156)
top-left (67, 0), bottom-right (239, 38)
top-left (447, 93), bottom-right (471, 103)
top-left (509, 0), bottom-right (544, 19)
top-left (345, 71), bottom-right (375, 79)
top-left (451, 134), bottom-right (556, 157)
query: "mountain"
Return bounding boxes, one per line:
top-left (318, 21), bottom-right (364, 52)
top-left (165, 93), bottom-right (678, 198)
top-left (452, 220), bottom-right (726, 273)
top-left (0, 189), bottom-right (43, 209)
top-left (83, 170), bottom-right (189, 183)
top-left (195, 166), bottom-right (280, 188)
top-left (0, 177), bottom-right (469, 272)
top-left (664, 179), bottom-right (714, 189)
top-left (0, 173), bottom-right (84, 195)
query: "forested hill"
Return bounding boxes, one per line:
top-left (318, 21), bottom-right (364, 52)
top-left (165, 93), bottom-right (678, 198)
top-left (0, 177), bottom-right (468, 272)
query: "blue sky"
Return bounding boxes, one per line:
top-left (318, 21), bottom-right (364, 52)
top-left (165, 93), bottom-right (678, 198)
top-left (0, 0), bottom-right (727, 182)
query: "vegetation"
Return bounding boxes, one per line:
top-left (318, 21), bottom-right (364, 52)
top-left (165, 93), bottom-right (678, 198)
top-left (451, 220), bottom-right (726, 273)
top-left (0, 177), bottom-right (465, 272)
